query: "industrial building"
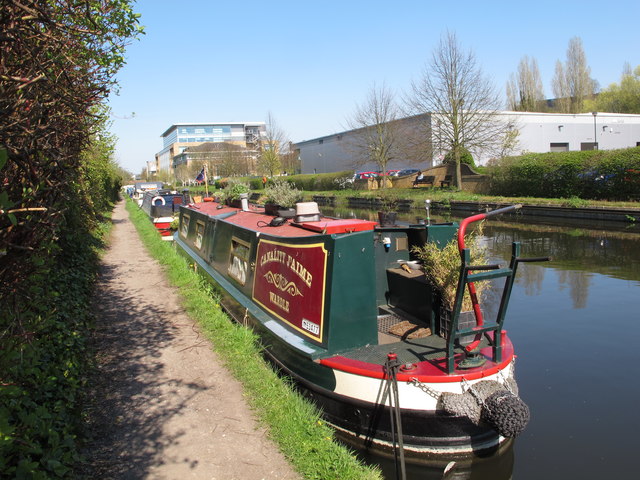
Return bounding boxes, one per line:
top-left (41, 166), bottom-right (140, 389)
top-left (295, 112), bottom-right (640, 174)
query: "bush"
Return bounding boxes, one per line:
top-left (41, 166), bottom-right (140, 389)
top-left (489, 147), bottom-right (640, 200)
top-left (287, 171), bottom-right (354, 191)
top-left (263, 178), bottom-right (303, 207)
top-left (444, 148), bottom-right (475, 167)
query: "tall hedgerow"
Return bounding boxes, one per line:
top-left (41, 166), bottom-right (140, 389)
top-left (489, 147), bottom-right (640, 200)
top-left (0, 1), bottom-right (142, 476)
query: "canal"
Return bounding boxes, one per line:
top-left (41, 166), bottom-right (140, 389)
top-left (322, 205), bottom-right (640, 479)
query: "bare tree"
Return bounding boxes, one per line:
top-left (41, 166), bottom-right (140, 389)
top-left (279, 142), bottom-right (301, 175)
top-left (258, 112), bottom-right (289, 177)
top-left (552, 37), bottom-right (595, 113)
top-left (406, 31), bottom-right (506, 187)
top-left (506, 55), bottom-right (545, 111)
top-left (345, 82), bottom-right (401, 183)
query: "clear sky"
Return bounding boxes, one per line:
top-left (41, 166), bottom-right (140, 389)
top-left (107, 0), bottom-right (640, 174)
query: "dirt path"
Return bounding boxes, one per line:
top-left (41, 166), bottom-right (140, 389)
top-left (81, 200), bottom-right (300, 479)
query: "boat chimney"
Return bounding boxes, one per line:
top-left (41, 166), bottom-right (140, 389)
top-left (295, 202), bottom-right (321, 223)
top-left (240, 193), bottom-right (249, 211)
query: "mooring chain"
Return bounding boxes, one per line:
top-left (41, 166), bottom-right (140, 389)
top-left (461, 378), bottom-right (488, 409)
top-left (408, 377), bottom-right (440, 400)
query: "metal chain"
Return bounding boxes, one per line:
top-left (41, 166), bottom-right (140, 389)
top-left (408, 377), bottom-right (441, 399)
top-left (461, 378), bottom-right (487, 408)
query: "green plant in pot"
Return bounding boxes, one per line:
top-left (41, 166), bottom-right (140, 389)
top-left (411, 225), bottom-right (489, 340)
top-left (221, 181), bottom-right (251, 206)
top-left (376, 190), bottom-right (399, 226)
top-left (262, 178), bottom-right (302, 216)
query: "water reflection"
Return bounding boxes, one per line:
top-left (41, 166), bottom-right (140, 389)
top-left (323, 205), bottom-right (640, 479)
top-left (357, 440), bottom-right (514, 480)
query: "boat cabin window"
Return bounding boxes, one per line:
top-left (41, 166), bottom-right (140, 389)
top-left (180, 214), bottom-right (190, 238)
top-left (228, 237), bottom-right (250, 285)
top-left (194, 220), bottom-right (205, 250)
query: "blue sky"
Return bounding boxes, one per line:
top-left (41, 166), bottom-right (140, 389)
top-left (108, 0), bottom-right (640, 174)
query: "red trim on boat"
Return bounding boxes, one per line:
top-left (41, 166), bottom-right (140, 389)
top-left (319, 338), bottom-right (515, 383)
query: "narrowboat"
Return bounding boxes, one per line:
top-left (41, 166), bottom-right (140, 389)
top-left (133, 181), bottom-right (164, 205)
top-left (174, 198), bottom-right (546, 462)
top-left (140, 189), bottom-right (190, 240)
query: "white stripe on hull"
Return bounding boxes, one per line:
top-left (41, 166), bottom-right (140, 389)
top-left (329, 360), bottom-right (515, 411)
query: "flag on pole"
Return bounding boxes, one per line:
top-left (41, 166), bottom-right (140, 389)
top-left (195, 167), bottom-right (205, 183)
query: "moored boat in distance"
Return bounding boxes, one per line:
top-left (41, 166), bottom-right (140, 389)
top-left (140, 189), bottom-right (190, 240)
top-left (174, 198), bottom-right (547, 462)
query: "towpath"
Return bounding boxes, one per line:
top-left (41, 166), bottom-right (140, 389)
top-left (80, 200), bottom-right (300, 479)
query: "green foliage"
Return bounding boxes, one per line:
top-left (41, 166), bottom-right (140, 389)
top-left (489, 147), bottom-right (640, 200)
top-left (220, 181), bottom-right (250, 201)
top-left (287, 171), bottom-right (354, 191)
top-left (263, 178), bottom-right (303, 207)
top-left (412, 226), bottom-right (488, 311)
top-left (0, 1), bottom-right (141, 476)
top-left (444, 147), bottom-right (475, 167)
top-left (595, 65), bottom-right (640, 113)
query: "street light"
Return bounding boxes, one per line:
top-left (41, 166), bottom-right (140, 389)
top-left (592, 111), bottom-right (598, 150)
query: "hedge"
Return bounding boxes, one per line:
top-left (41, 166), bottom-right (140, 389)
top-left (489, 147), bottom-right (640, 200)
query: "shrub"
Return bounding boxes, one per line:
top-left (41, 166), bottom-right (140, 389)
top-left (444, 148), bottom-right (475, 167)
top-left (411, 226), bottom-right (488, 311)
top-left (263, 178), bottom-right (303, 207)
top-left (489, 147), bottom-right (640, 200)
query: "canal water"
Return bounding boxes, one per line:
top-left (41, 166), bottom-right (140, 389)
top-left (322, 205), bottom-right (640, 479)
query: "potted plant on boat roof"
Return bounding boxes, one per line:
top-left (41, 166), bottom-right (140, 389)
top-left (262, 178), bottom-right (303, 217)
top-left (411, 224), bottom-right (489, 340)
top-left (221, 181), bottom-right (251, 207)
top-left (376, 190), bottom-right (399, 226)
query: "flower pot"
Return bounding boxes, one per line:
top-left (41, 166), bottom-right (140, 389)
top-left (377, 211), bottom-right (397, 226)
top-left (264, 203), bottom-right (280, 216)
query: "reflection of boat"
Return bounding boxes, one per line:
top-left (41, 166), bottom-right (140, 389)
top-left (140, 189), bottom-right (190, 240)
top-left (175, 199), bottom-right (543, 462)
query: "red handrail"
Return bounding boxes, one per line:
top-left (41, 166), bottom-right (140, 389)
top-left (457, 205), bottom-right (522, 352)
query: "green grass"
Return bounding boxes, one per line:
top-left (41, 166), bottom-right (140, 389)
top-left (124, 199), bottom-right (382, 480)
top-left (182, 182), bottom-right (640, 210)
top-left (305, 187), bottom-right (640, 210)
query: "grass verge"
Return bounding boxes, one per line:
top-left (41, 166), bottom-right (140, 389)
top-left (124, 199), bottom-right (382, 480)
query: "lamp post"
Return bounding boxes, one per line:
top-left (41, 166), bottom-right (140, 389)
top-left (592, 111), bottom-right (598, 150)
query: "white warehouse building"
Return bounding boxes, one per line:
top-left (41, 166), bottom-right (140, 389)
top-left (295, 112), bottom-right (640, 174)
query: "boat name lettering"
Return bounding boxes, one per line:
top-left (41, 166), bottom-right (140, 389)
top-left (259, 249), bottom-right (313, 288)
top-left (269, 291), bottom-right (290, 312)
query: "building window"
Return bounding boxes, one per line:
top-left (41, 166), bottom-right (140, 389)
top-left (319, 139), bottom-right (324, 144)
top-left (550, 142), bottom-right (569, 152)
top-left (580, 142), bottom-right (597, 151)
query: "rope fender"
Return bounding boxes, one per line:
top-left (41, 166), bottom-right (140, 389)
top-left (439, 379), bottom-right (530, 438)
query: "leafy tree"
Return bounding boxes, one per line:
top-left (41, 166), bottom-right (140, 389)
top-left (407, 31), bottom-right (507, 187)
top-left (506, 55), bottom-right (546, 111)
top-left (595, 64), bottom-right (640, 113)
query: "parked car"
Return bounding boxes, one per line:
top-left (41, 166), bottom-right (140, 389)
top-left (385, 169), bottom-right (401, 176)
top-left (396, 168), bottom-right (421, 177)
top-left (354, 171), bottom-right (379, 180)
